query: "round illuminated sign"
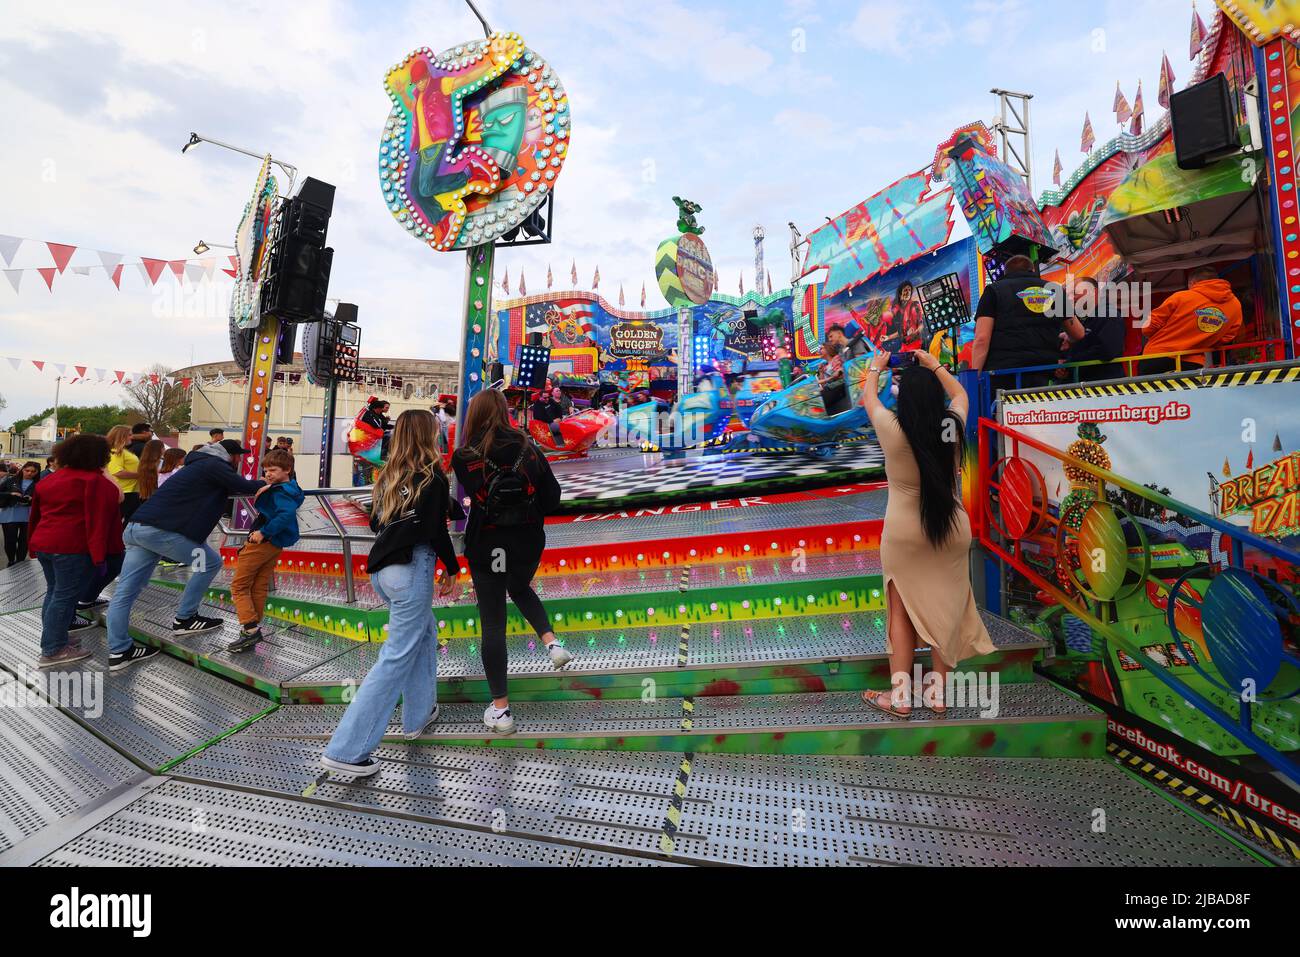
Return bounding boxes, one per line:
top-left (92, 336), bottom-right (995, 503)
top-left (378, 32), bottom-right (571, 252)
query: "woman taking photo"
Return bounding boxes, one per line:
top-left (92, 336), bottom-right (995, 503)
top-left (105, 425), bottom-right (141, 523)
top-left (28, 435), bottom-right (124, 668)
top-left (0, 460), bottom-right (41, 566)
top-left (322, 410), bottom-right (458, 777)
top-left (860, 349), bottom-right (994, 716)
top-left (453, 389), bottom-right (571, 734)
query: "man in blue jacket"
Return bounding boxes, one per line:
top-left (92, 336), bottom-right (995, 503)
top-left (105, 439), bottom-right (266, 671)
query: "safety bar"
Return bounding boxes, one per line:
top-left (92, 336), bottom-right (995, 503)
top-left (975, 339), bottom-right (1286, 422)
top-left (976, 416), bottom-right (1300, 787)
top-left (219, 486), bottom-right (376, 606)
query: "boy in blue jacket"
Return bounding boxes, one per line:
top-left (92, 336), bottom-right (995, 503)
top-left (228, 448), bottom-right (304, 653)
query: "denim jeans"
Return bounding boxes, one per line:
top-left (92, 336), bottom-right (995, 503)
top-left (36, 551), bottom-right (94, 658)
top-left (82, 552), bottom-right (125, 604)
top-left (325, 544), bottom-right (439, 764)
top-left (106, 523), bottom-right (221, 655)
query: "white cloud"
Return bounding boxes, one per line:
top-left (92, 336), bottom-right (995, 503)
top-left (849, 0), bottom-right (953, 57)
top-left (104, 84), bottom-right (169, 122)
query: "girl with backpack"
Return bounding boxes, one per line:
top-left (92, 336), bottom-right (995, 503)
top-left (453, 389), bottom-right (572, 734)
top-left (322, 410), bottom-right (458, 777)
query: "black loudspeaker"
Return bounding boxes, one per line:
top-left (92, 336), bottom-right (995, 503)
top-left (1171, 73), bottom-right (1239, 170)
top-left (276, 321), bottom-right (296, 364)
top-left (526, 332), bottom-right (545, 346)
top-left (488, 360), bottom-right (505, 383)
top-left (261, 178), bottom-right (335, 322)
top-left (334, 302), bottom-right (358, 325)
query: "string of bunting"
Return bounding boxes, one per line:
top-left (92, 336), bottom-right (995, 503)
top-left (4, 355), bottom-right (456, 400)
top-left (0, 233), bottom-right (239, 292)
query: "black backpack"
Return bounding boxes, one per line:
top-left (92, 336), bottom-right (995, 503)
top-left (481, 446), bottom-right (536, 526)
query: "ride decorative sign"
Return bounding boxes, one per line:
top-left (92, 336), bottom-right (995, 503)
top-left (378, 32), bottom-right (570, 252)
top-left (1218, 452), bottom-right (1300, 537)
top-left (609, 321), bottom-right (666, 358)
top-left (676, 233), bottom-right (716, 305)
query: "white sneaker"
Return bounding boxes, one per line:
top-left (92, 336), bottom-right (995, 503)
top-left (546, 641), bottom-right (573, 669)
top-left (403, 704), bottom-right (440, 740)
top-left (483, 703), bottom-right (515, 734)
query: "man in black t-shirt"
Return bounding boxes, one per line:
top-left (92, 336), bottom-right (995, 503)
top-left (530, 392), bottom-right (566, 447)
top-left (972, 255), bottom-right (1062, 389)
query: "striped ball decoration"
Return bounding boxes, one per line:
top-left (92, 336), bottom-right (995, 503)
top-left (656, 230), bottom-right (715, 307)
top-left (379, 32), bottom-right (570, 252)
top-left (656, 236), bottom-right (689, 307)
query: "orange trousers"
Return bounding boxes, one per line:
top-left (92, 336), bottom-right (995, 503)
top-left (231, 539), bottom-right (282, 626)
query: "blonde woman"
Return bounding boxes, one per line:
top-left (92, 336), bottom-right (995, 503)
top-left (157, 447), bottom-right (187, 487)
top-left (105, 425), bottom-right (141, 523)
top-left (322, 410), bottom-right (459, 777)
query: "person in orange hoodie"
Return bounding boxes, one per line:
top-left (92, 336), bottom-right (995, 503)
top-left (1139, 267), bottom-right (1243, 375)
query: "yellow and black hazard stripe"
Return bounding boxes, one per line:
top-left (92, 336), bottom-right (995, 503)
top-left (1003, 365), bottom-right (1300, 403)
top-left (659, 752), bottom-right (695, 856)
top-left (677, 623), bottom-right (690, 667)
top-left (1109, 744), bottom-right (1300, 862)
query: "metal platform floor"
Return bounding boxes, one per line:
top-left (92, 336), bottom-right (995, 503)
top-left (170, 739), bottom-right (1260, 867)
top-left (0, 612), bottom-right (273, 773)
top-left (0, 671), bottom-right (146, 854)
top-left (16, 779), bottom-right (672, 867)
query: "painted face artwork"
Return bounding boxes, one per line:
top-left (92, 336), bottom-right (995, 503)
top-left (379, 32), bottom-right (571, 252)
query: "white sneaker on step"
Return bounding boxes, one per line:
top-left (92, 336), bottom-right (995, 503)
top-left (546, 642), bottom-right (573, 669)
top-left (483, 703), bottom-right (515, 734)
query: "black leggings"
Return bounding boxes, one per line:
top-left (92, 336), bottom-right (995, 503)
top-left (2, 522), bottom-right (28, 565)
top-left (468, 536), bottom-right (551, 700)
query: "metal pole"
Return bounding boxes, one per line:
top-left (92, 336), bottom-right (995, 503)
top-left (53, 376), bottom-right (60, 439)
top-left (319, 376), bottom-right (338, 488)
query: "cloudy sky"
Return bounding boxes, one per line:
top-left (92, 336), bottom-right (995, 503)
top-left (1, 0), bottom-right (1209, 424)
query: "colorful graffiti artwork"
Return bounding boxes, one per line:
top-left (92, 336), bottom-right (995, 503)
top-left (798, 170), bottom-right (954, 299)
top-left (1215, 0), bottom-right (1300, 45)
top-left (934, 122), bottom-right (1055, 257)
top-left (230, 156), bottom-right (278, 330)
top-left (377, 32), bottom-right (570, 252)
top-left (495, 288), bottom-right (799, 381)
top-left (805, 238), bottom-right (981, 366)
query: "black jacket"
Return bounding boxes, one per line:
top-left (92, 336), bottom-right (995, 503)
top-left (976, 269), bottom-right (1061, 371)
top-left (0, 473), bottom-right (39, 509)
top-left (131, 444), bottom-right (265, 543)
top-left (452, 432), bottom-right (561, 556)
top-left (366, 471), bottom-right (459, 576)
top-left (1065, 313), bottom-right (1125, 381)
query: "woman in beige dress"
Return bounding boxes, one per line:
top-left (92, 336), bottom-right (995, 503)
top-left (861, 349), bottom-right (993, 716)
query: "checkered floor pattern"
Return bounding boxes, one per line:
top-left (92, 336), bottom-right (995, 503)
top-left (557, 442), bottom-right (886, 503)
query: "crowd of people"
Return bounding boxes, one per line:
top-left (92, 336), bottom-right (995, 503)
top-left (0, 258), bottom-right (1256, 776)
top-left (970, 255), bottom-right (1245, 387)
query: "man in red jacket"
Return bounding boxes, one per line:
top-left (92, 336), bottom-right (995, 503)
top-left (28, 434), bottom-right (126, 668)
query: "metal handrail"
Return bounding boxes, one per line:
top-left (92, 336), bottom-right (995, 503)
top-left (976, 417), bottom-right (1300, 787)
top-left (975, 339), bottom-right (1287, 422)
top-left (218, 486), bottom-right (377, 605)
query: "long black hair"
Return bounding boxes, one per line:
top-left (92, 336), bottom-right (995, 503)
top-left (892, 365), bottom-right (966, 547)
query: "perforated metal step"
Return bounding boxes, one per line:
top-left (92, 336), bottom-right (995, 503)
top-left (0, 671), bottom-right (145, 854)
top-left (173, 736), bottom-right (1256, 866)
top-left (238, 680), bottom-right (1101, 758)
top-left (127, 585), bottom-right (359, 690)
top-left (0, 611), bottom-right (273, 772)
top-left (0, 561), bottom-right (46, 615)
top-left (544, 489), bottom-right (887, 548)
top-left (282, 609), bottom-right (1044, 704)
top-left (175, 739), bottom-right (693, 858)
top-left (31, 779), bottom-right (673, 866)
